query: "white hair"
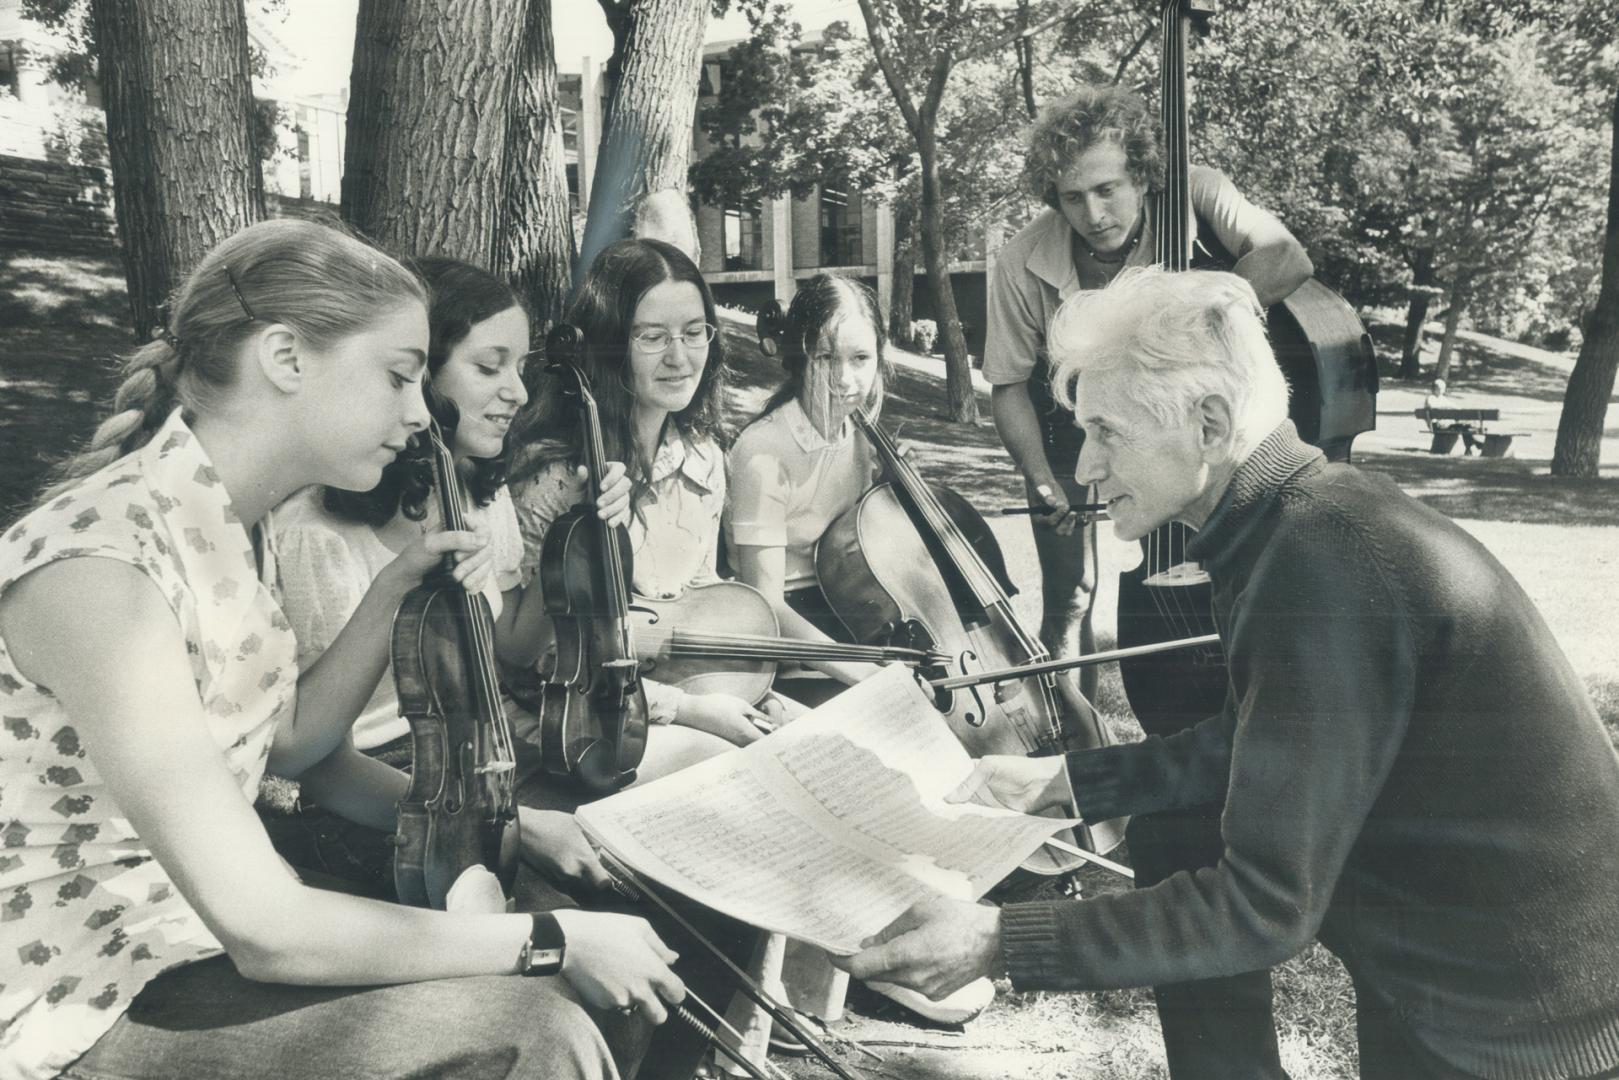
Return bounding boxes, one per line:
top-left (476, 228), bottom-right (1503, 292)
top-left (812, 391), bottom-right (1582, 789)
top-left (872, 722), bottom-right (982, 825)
top-left (1047, 266), bottom-right (1289, 457)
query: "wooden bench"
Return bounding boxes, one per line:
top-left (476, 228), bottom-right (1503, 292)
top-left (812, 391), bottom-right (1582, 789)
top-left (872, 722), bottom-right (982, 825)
top-left (1413, 407), bottom-right (1529, 458)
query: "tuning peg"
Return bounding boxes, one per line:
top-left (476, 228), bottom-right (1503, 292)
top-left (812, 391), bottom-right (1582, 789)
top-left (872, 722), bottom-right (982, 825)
top-left (756, 301), bottom-right (785, 359)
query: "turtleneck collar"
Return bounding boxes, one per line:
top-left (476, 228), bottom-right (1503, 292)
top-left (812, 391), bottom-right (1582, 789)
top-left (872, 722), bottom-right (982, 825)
top-left (1186, 420), bottom-right (1325, 569)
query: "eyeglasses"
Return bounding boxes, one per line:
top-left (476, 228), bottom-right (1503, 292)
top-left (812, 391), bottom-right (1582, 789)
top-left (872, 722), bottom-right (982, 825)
top-left (629, 323), bottom-right (718, 354)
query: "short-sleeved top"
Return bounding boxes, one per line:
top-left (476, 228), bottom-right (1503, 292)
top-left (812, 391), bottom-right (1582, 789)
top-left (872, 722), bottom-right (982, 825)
top-left (0, 411), bottom-right (295, 1080)
top-left (511, 429), bottom-right (725, 723)
top-left (724, 399), bottom-right (879, 592)
top-left (272, 484), bottom-right (525, 750)
top-left (982, 166), bottom-right (1279, 388)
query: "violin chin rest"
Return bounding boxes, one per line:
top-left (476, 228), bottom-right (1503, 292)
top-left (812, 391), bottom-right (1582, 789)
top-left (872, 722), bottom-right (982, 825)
top-left (575, 738), bottom-right (636, 796)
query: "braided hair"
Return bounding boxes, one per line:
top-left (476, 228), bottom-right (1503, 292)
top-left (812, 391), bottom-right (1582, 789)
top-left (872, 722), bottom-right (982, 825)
top-left (45, 218), bottom-right (425, 498)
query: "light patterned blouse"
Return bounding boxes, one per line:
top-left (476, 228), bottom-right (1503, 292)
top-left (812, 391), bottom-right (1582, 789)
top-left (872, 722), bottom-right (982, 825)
top-left (0, 412), bottom-right (295, 1080)
top-left (273, 484), bottom-right (525, 750)
top-left (511, 428), bottom-right (726, 722)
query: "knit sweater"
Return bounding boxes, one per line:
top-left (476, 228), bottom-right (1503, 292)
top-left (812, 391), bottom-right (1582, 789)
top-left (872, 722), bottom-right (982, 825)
top-left (1002, 423), bottom-right (1619, 1080)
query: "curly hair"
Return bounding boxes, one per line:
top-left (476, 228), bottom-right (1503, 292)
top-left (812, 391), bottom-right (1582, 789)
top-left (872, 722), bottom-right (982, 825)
top-left (509, 238), bottom-right (728, 503)
top-left (323, 257), bottom-right (528, 528)
top-left (1022, 85), bottom-right (1165, 210)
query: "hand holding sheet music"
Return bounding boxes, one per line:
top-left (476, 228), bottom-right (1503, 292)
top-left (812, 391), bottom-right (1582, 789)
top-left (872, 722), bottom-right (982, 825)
top-left (575, 666), bottom-right (1079, 954)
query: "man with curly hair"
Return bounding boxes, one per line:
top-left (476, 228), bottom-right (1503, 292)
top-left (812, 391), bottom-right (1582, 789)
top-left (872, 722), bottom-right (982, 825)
top-left (981, 85), bottom-right (1313, 1079)
top-left (986, 85), bottom-right (1312, 671)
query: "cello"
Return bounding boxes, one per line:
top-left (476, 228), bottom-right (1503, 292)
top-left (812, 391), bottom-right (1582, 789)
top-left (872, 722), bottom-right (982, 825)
top-left (1114, 0), bottom-right (1380, 737)
top-left (391, 392), bottom-right (521, 909)
top-left (760, 303), bottom-right (1125, 872)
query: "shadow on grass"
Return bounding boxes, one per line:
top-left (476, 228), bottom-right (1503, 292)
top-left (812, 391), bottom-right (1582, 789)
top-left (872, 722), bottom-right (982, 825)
top-left (0, 245), bottom-right (133, 524)
top-left (1365, 318), bottom-right (1578, 403)
top-left (1354, 452), bottom-right (1619, 526)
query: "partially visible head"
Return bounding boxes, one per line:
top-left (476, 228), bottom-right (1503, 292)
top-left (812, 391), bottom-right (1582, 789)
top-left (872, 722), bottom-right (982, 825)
top-left (765, 274), bottom-right (888, 436)
top-left (49, 217), bottom-right (429, 499)
top-left (1024, 86), bottom-right (1162, 255)
top-left (632, 188), bottom-right (701, 266)
top-left (1048, 267), bottom-right (1289, 539)
top-left (1431, 378), bottom-right (1447, 396)
top-left (326, 256), bottom-right (529, 525)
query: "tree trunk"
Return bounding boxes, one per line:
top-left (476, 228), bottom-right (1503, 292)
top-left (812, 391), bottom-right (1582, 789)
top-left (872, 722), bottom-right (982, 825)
top-left (89, 0), bottom-right (263, 340)
top-left (1400, 244), bottom-right (1437, 379)
top-left (1015, 0), bottom-right (1037, 120)
top-left (575, 0), bottom-right (708, 285)
top-left (918, 126), bottom-right (978, 422)
top-left (496, 0), bottom-right (574, 335)
top-left (1432, 277), bottom-right (1469, 383)
top-left (343, 0), bottom-right (523, 263)
top-left (1552, 89), bottom-right (1619, 478)
top-left (889, 200), bottom-right (916, 346)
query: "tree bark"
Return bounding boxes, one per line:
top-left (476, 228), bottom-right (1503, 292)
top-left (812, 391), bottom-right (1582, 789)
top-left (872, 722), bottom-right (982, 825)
top-left (1400, 244), bottom-right (1437, 379)
top-left (889, 199), bottom-right (916, 346)
top-left (1432, 277), bottom-right (1469, 383)
top-left (89, 0), bottom-right (263, 340)
top-left (576, 0), bottom-right (709, 285)
top-left (918, 122), bottom-right (978, 421)
top-left (1552, 89), bottom-right (1619, 478)
top-left (496, 0), bottom-right (575, 335)
top-left (855, 0), bottom-right (978, 422)
top-left (343, 0), bottom-right (523, 263)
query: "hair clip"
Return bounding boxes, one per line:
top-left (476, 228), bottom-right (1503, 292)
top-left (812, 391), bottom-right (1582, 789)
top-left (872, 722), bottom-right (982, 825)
top-left (223, 265), bottom-right (258, 322)
top-left (152, 324), bottom-right (183, 350)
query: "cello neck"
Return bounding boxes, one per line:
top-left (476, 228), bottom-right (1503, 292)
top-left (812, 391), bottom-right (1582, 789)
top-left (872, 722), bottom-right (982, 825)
top-left (852, 409), bottom-right (1008, 612)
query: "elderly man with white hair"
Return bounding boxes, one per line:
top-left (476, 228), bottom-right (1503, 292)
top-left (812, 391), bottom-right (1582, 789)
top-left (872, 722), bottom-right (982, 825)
top-left (839, 267), bottom-right (1619, 1080)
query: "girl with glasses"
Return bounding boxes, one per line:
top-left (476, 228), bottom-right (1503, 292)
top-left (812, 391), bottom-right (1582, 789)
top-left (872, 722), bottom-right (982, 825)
top-left (0, 222), bottom-right (673, 1080)
top-left (506, 238), bottom-right (772, 761)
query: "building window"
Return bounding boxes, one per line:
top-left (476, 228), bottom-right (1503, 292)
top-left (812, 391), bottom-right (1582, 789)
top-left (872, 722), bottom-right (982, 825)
top-left (819, 178), bottom-right (863, 267)
top-left (724, 201), bottom-right (762, 272)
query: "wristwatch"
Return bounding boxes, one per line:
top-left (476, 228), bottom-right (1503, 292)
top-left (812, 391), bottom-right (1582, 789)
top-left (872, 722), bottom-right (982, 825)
top-left (517, 913), bottom-right (566, 976)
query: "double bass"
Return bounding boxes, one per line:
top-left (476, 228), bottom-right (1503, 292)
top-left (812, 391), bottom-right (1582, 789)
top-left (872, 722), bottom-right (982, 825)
top-left (758, 305), bottom-right (1125, 872)
top-left (1114, 0), bottom-right (1380, 736)
top-left (391, 393), bottom-right (521, 909)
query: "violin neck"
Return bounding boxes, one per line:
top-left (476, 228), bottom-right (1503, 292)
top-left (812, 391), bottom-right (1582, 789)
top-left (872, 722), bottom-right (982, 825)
top-left (662, 630), bottom-right (928, 666)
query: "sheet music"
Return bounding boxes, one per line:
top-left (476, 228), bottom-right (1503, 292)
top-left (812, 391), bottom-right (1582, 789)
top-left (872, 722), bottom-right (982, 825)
top-left (576, 666), bottom-right (1078, 953)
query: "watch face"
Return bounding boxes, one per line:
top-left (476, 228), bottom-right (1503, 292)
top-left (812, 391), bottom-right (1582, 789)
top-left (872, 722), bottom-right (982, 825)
top-left (525, 946), bottom-right (565, 975)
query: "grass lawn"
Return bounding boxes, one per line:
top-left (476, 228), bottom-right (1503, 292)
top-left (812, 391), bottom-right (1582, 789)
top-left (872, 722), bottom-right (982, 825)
top-left (5, 247), bottom-right (1617, 1079)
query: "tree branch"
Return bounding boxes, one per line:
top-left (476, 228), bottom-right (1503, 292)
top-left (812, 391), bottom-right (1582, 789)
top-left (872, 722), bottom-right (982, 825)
top-left (855, 0), bottom-right (923, 137)
top-left (1111, 18), bottom-right (1155, 84)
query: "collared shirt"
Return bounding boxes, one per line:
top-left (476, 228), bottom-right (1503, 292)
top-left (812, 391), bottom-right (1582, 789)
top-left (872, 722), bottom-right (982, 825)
top-left (0, 411), bottom-right (295, 1080)
top-left (273, 485), bottom-right (525, 750)
top-left (725, 399), bottom-right (879, 592)
top-left (511, 429), bottom-right (726, 722)
top-left (982, 166), bottom-right (1280, 388)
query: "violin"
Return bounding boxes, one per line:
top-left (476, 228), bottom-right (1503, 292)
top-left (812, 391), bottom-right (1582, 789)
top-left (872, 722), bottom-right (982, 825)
top-left (630, 580), bottom-right (945, 704)
top-left (391, 392), bottom-right (521, 909)
top-left (1113, 0), bottom-right (1379, 737)
top-left (756, 304), bottom-right (1125, 872)
top-left (535, 324), bottom-right (651, 795)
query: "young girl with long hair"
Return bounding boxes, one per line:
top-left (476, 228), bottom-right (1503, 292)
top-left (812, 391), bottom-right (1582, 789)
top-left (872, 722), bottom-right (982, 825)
top-left (724, 274), bottom-right (891, 695)
top-left (0, 221), bottom-right (679, 1080)
top-left (269, 255), bottom-right (628, 894)
top-left (505, 238), bottom-right (772, 760)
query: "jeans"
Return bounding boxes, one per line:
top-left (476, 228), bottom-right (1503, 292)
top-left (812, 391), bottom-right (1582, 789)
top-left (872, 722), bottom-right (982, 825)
top-left (63, 955), bottom-right (618, 1080)
top-left (1023, 474), bottom-right (1099, 700)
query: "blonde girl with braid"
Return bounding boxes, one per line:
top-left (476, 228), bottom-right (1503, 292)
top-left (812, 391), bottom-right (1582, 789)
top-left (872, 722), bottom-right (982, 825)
top-left (0, 219), bottom-right (681, 1080)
